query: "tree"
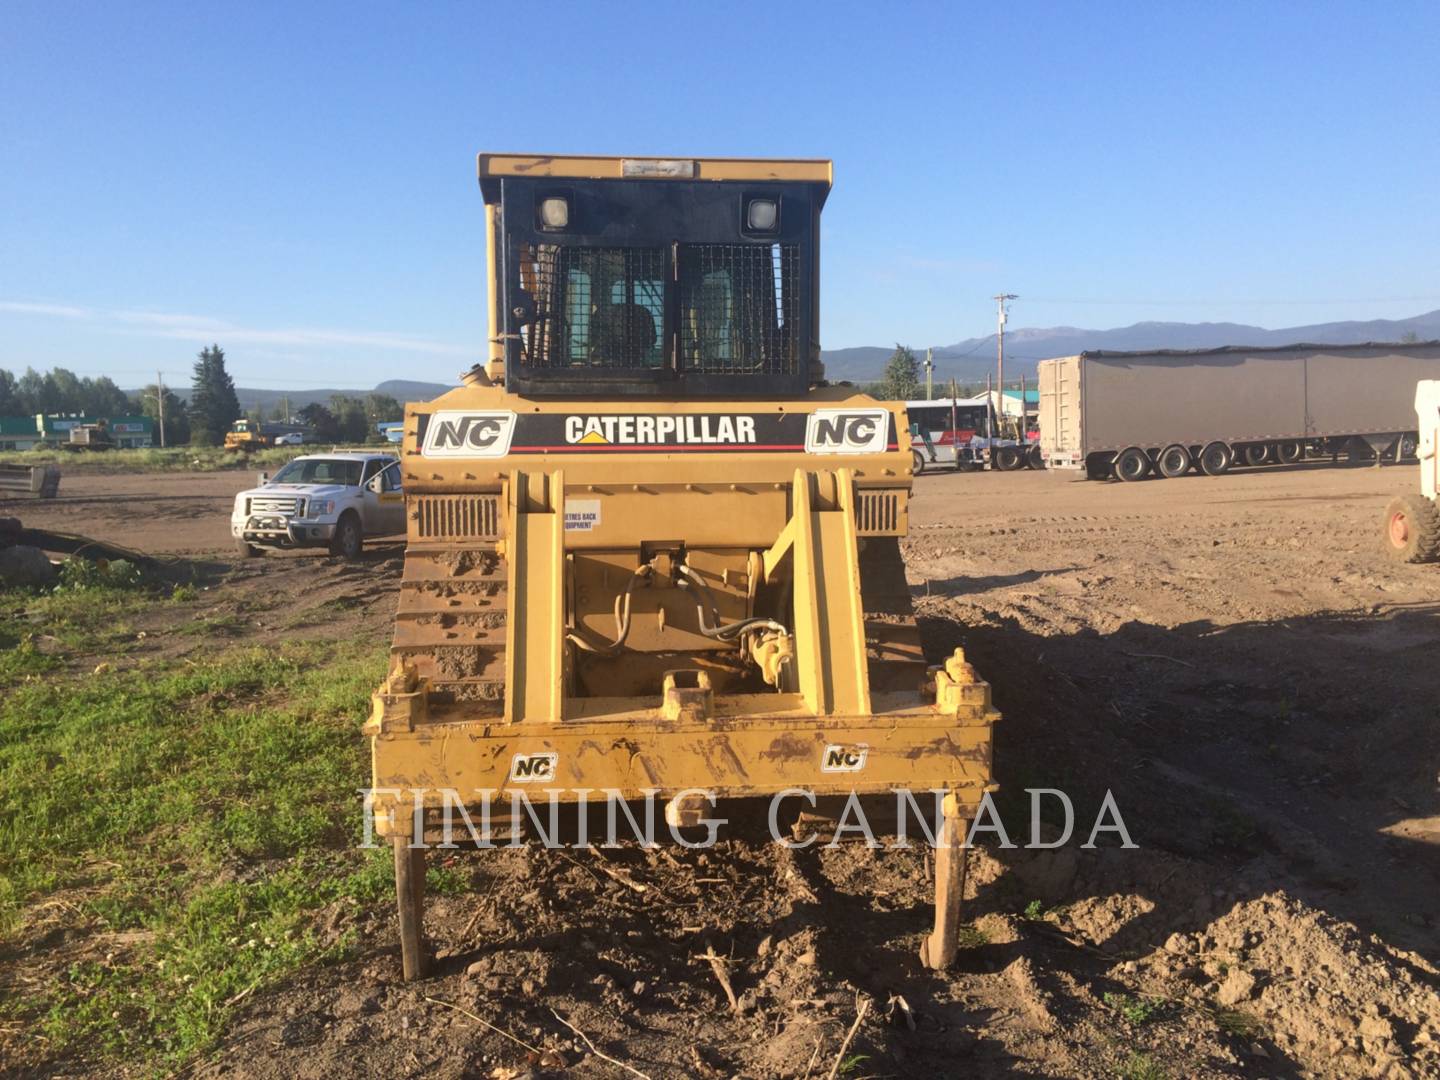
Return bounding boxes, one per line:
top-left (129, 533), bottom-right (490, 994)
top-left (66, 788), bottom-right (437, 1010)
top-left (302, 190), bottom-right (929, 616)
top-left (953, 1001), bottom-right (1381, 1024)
top-left (877, 344), bottom-right (921, 401)
top-left (0, 370), bottom-right (19, 415)
top-left (329, 394), bottom-right (371, 444)
top-left (365, 393), bottom-right (403, 424)
top-left (188, 344), bottom-right (240, 446)
top-left (133, 384), bottom-right (191, 446)
top-left (298, 402), bottom-right (338, 441)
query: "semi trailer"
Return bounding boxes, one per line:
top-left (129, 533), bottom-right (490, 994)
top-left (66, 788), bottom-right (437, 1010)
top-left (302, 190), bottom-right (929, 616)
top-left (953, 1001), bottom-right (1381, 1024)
top-left (1038, 343), bottom-right (1440, 481)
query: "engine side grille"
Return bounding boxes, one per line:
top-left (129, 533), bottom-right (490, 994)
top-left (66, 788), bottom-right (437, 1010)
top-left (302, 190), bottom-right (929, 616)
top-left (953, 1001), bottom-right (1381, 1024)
top-left (413, 495), bottom-right (501, 541)
top-left (854, 490), bottom-right (905, 536)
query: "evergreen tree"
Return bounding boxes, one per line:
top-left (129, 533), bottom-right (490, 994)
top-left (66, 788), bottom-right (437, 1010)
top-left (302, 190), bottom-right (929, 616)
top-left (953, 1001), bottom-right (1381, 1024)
top-left (878, 344), bottom-right (922, 400)
top-left (188, 345), bottom-right (240, 445)
top-left (0, 370), bottom-right (19, 415)
top-left (298, 402), bottom-right (338, 441)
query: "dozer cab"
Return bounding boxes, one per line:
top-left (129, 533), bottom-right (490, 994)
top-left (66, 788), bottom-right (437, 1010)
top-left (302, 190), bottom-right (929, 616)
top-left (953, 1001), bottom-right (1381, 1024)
top-left (367, 154), bottom-right (998, 980)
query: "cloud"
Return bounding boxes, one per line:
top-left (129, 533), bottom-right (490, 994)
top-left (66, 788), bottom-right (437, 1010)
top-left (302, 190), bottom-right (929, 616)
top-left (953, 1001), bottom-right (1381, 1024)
top-left (2, 299), bottom-right (471, 357)
top-left (0, 300), bottom-right (94, 319)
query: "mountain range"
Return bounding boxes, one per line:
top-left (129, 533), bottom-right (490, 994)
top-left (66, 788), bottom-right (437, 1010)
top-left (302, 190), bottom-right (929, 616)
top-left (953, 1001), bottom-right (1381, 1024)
top-left (139, 310), bottom-right (1440, 403)
top-left (818, 308), bottom-right (1440, 386)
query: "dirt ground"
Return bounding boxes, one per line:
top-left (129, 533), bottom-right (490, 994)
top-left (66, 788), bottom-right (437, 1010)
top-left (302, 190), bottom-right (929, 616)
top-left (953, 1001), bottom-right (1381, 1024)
top-left (5, 459), bottom-right (1440, 1078)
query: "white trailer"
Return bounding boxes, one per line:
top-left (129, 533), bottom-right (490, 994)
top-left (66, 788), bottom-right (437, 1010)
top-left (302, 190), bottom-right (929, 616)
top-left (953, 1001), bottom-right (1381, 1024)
top-left (1038, 343), bottom-right (1440, 481)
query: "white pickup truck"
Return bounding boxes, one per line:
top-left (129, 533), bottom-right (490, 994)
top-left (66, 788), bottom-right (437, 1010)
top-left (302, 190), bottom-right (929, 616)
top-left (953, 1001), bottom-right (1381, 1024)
top-left (231, 452), bottom-right (404, 559)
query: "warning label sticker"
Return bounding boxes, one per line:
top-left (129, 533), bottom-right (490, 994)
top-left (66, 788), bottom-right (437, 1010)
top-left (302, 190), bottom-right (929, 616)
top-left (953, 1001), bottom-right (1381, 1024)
top-left (564, 499), bottom-right (602, 532)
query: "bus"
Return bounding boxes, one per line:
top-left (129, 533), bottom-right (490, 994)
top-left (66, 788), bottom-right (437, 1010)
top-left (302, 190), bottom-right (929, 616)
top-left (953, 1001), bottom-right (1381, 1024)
top-left (904, 395), bottom-right (1040, 472)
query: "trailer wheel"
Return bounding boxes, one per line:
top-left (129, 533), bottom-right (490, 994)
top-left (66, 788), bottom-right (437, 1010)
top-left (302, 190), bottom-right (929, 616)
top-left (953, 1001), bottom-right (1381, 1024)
top-left (1114, 446), bottom-right (1151, 482)
top-left (1383, 495), bottom-right (1440, 563)
top-left (993, 445), bottom-right (1024, 471)
top-left (1276, 440), bottom-right (1303, 464)
top-left (912, 449), bottom-right (926, 476)
top-left (1025, 444), bottom-right (1043, 469)
top-left (1156, 444), bottom-right (1193, 479)
top-left (1240, 443), bottom-right (1272, 467)
top-left (1199, 441), bottom-right (1233, 477)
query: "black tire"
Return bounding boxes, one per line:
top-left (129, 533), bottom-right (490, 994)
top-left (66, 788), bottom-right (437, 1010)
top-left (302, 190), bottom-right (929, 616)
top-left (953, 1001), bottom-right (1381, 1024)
top-left (993, 445), bottom-right (1024, 471)
top-left (1276, 440), bottom-right (1303, 464)
top-left (1113, 446), bottom-right (1151, 482)
top-left (1025, 444), bottom-right (1043, 469)
top-left (329, 512), bottom-right (363, 560)
top-left (1241, 443), bottom-right (1272, 467)
top-left (1199, 441), bottom-right (1233, 477)
top-left (911, 448), bottom-right (926, 476)
top-left (1383, 495), bottom-right (1440, 563)
top-left (235, 538), bottom-right (260, 559)
top-left (1156, 444), bottom-right (1193, 479)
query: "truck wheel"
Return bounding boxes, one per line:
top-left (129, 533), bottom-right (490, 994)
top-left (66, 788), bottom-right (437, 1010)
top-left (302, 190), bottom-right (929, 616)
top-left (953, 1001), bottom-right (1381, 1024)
top-left (1383, 495), bottom-right (1440, 563)
top-left (1156, 444), bottom-right (1192, 479)
top-left (1113, 446), bottom-right (1151, 482)
top-left (1241, 443), bottom-right (1272, 467)
top-left (235, 539), bottom-right (260, 559)
top-left (1199, 442), bottom-right (1233, 476)
top-left (993, 446), bottom-right (1024, 471)
top-left (1025, 444), bottom-right (1043, 469)
top-left (329, 513), bottom-right (363, 560)
top-left (1276, 440), bottom-right (1303, 464)
top-left (912, 449), bottom-right (926, 476)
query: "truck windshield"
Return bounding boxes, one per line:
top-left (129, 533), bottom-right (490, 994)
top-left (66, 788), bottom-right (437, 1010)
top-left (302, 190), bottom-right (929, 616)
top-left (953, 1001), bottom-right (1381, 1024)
top-left (269, 459), bottom-right (363, 486)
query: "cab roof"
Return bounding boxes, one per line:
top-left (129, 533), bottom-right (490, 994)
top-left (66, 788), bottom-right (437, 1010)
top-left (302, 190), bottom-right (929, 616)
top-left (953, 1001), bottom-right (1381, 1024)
top-left (477, 153), bottom-right (832, 186)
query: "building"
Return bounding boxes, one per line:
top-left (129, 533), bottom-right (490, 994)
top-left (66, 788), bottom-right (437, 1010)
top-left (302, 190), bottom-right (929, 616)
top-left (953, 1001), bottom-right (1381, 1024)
top-left (0, 416), bottom-right (44, 452)
top-left (0, 414), bottom-right (157, 450)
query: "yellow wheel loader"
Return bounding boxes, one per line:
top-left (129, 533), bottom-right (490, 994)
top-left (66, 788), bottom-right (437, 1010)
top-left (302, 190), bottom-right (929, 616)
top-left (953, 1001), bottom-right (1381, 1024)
top-left (366, 155), bottom-right (998, 980)
top-left (1382, 380), bottom-right (1440, 563)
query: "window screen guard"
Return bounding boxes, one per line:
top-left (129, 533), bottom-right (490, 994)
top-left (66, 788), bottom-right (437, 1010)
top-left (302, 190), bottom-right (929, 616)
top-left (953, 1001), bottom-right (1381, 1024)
top-left (510, 241), bottom-right (801, 380)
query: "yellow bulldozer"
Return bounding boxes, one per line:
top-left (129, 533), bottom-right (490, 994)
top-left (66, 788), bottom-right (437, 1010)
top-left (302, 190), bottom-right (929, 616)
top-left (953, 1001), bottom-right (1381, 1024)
top-left (366, 154), bottom-right (998, 980)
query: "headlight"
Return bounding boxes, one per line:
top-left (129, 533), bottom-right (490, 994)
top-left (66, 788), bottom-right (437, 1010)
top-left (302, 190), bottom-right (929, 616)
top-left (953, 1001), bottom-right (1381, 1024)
top-left (538, 196), bottom-right (570, 230)
top-left (746, 197), bottom-right (778, 232)
top-left (309, 499), bottom-right (335, 516)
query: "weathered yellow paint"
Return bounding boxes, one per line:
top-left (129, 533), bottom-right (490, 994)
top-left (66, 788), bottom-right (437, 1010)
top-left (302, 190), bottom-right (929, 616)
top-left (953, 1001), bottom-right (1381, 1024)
top-left (477, 153), bottom-right (833, 185)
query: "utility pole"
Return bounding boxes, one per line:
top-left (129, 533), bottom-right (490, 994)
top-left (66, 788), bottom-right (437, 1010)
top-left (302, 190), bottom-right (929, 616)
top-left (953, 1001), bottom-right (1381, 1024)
top-left (993, 293), bottom-right (1017, 438)
top-left (155, 370), bottom-right (166, 448)
top-left (924, 348), bottom-right (935, 400)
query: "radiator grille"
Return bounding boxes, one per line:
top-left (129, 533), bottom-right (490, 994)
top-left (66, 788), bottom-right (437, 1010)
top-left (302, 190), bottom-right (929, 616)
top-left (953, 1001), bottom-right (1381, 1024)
top-left (854, 490), bottom-right (904, 535)
top-left (678, 243), bottom-right (799, 376)
top-left (519, 245), bottom-right (666, 371)
top-left (248, 495), bottom-right (299, 516)
top-left (414, 495), bottom-right (501, 541)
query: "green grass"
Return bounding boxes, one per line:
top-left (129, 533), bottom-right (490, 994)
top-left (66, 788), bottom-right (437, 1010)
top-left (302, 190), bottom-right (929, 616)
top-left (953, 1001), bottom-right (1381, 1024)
top-left (0, 593), bottom-right (397, 1069)
top-left (1104, 992), bottom-right (1164, 1025)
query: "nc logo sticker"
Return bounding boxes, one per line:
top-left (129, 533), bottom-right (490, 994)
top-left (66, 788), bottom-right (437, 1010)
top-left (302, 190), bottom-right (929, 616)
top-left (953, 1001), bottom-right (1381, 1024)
top-left (423, 411), bottom-right (517, 457)
top-left (508, 752), bottom-right (558, 782)
top-left (821, 744), bottom-right (869, 772)
top-left (804, 409), bottom-right (890, 455)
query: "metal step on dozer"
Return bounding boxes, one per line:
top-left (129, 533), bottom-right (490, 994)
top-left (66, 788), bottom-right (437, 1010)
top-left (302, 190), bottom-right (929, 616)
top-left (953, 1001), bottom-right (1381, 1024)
top-left (366, 154), bottom-right (999, 980)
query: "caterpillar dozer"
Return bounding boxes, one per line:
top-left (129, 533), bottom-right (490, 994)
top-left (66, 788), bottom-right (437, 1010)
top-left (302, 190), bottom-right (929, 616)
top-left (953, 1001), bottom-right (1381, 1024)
top-left (366, 154), bottom-right (998, 980)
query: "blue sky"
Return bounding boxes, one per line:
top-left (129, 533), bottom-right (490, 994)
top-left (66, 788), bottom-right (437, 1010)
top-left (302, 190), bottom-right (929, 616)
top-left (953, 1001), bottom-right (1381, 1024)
top-left (3, 1), bottom-right (1438, 389)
